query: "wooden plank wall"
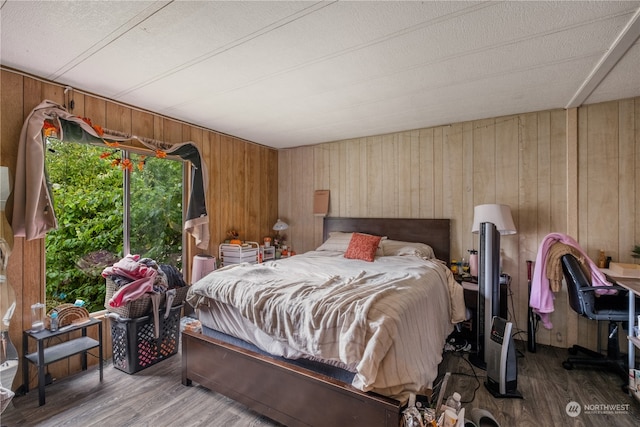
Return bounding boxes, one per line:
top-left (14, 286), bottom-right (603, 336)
top-left (0, 69), bottom-right (278, 390)
top-left (2, 65), bottom-right (637, 387)
top-left (279, 97), bottom-right (640, 350)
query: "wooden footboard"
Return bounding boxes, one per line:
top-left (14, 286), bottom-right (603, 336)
top-left (182, 330), bottom-right (402, 427)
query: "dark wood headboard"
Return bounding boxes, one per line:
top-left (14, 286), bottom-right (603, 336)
top-left (323, 217), bottom-right (450, 263)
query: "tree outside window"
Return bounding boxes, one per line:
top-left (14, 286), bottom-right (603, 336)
top-left (45, 138), bottom-right (183, 312)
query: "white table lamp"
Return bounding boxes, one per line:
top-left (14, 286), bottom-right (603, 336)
top-left (471, 204), bottom-right (516, 235)
top-left (272, 219), bottom-right (288, 232)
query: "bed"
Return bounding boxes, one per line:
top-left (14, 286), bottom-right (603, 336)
top-left (182, 217), bottom-right (462, 427)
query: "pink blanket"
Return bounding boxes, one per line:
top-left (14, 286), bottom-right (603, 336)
top-left (102, 254), bottom-right (157, 308)
top-left (529, 233), bottom-right (614, 329)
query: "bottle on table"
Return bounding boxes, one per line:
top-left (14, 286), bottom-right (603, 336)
top-left (468, 249), bottom-right (478, 277)
top-left (444, 391), bottom-right (461, 414)
top-left (598, 250), bottom-right (606, 268)
top-left (50, 311), bottom-right (59, 332)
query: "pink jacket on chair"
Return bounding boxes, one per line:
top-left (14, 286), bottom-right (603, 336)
top-left (529, 232), bottom-right (614, 329)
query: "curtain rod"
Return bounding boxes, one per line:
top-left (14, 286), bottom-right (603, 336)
top-left (101, 127), bottom-right (173, 150)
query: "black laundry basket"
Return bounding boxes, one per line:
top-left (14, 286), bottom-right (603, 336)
top-left (109, 305), bottom-right (182, 374)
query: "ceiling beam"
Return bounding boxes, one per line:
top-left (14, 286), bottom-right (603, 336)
top-left (566, 7), bottom-right (640, 108)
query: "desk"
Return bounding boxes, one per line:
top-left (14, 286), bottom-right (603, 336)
top-left (22, 317), bottom-right (103, 406)
top-left (602, 271), bottom-right (640, 399)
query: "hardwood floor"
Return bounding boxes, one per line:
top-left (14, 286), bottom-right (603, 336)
top-left (443, 343), bottom-right (640, 427)
top-left (2, 340), bottom-right (639, 427)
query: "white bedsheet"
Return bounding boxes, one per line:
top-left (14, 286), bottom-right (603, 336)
top-left (187, 251), bottom-right (465, 401)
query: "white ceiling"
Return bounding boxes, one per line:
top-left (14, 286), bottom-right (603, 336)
top-left (2, 1), bottom-right (640, 149)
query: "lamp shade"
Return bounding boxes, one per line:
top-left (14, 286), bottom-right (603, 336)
top-left (191, 254), bottom-right (216, 283)
top-left (471, 204), bottom-right (516, 235)
top-left (272, 219), bottom-right (289, 231)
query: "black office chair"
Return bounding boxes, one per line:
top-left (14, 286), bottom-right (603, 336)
top-left (560, 254), bottom-right (637, 380)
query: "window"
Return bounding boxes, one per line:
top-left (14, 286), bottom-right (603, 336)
top-left (44, 138), bottom-right (184, 312)
top-left (129, 154), bottom-right (184, 265)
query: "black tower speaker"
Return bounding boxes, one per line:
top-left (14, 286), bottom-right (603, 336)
top-left (470, 222), bottom-right (500, 370)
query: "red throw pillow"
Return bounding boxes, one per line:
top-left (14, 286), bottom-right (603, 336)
top-left (344, 233), bottom-right (383, 262)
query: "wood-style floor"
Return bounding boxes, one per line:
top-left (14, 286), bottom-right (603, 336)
top-left (2, 340), bottom-right (639, 427)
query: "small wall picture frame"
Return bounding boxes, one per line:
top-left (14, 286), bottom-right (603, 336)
top-left (313, 190), bottom-right (329, 216)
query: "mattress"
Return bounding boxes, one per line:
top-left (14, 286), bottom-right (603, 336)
top-left (199, 323), bottom-right (356, 384)
top-left (187, 250), bottom-right (465, 401)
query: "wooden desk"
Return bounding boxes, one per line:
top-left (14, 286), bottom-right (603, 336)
top-left (603, 272), bottom-right (640, 399)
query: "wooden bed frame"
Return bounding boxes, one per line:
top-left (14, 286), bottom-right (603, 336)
top-left (182, 217), bottom-right (450, 427)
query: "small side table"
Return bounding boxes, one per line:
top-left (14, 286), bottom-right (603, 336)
top-left (456, 278), bottom-right (508, 351)
top-left (260, 245), bottom-right (275, 262)
top-left (22, 317), bottom-right (103, 406)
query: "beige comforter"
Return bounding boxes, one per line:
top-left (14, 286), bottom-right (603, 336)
top-left (187, 250), bottom-right (465, 401)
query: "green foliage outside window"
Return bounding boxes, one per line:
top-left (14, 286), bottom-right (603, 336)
top-left (45, 139), bottom-right (183, 312)
top-left (129, 155), bottom-right (184, 267)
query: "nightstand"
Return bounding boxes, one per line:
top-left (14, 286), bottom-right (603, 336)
top-left (456, 277), bottom-right (508, 351)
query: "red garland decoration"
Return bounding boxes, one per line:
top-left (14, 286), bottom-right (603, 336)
top-left (43, 120), bottom-right (58, 138)
top-left (56, 115), bottom-right (159, 172)
top-left (80, 117), bottom-right (104, 136)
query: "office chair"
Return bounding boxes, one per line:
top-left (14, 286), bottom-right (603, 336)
top-left (560, 254), bottom-right (637, 381)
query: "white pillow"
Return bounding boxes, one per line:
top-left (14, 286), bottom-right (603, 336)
top-left (381, 240), bottom-right (435, 259)
top-left (317, 232), bottom-right (385, 256)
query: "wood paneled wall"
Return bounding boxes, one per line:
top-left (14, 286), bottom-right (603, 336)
top-left (0, 69), bottom-right (278, 389)
top-left (278, 97), bottom-right (640, 350)
top-left (2, 65), bottom-right (637, 387)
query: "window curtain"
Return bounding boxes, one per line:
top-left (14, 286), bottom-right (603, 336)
top-left (8, 99), bottom-right (209, 249)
